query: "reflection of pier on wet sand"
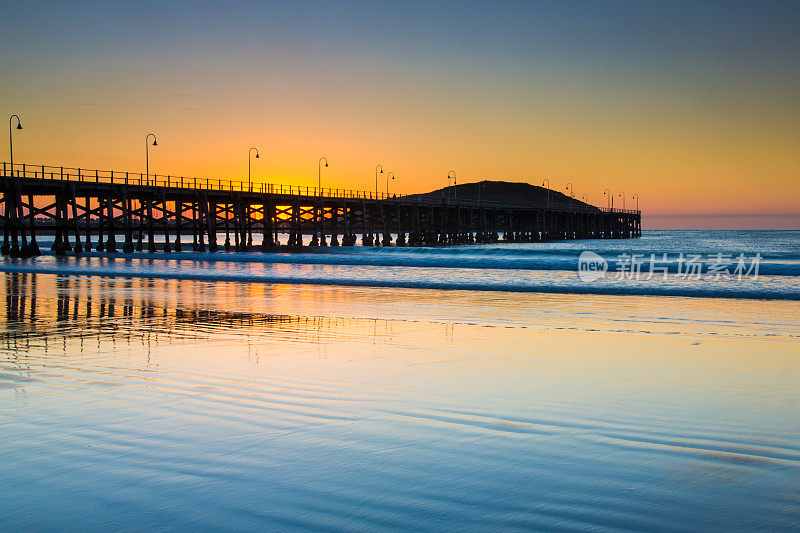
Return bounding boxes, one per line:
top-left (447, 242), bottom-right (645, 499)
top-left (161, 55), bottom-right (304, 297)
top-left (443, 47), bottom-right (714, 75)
top-left (1, 272), bottom-right (347, 355)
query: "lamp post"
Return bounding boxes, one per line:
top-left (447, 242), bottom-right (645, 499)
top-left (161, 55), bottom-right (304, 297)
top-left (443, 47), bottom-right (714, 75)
top-left (581, 194), bottom-right (588, 203)
top-left (248, 147), bottom-right (259, 192)
top-left (145, 133), bottom-right (158, 186)
top-left (632, 193), bottom-right (639, 212)
top-left (317, 156), bottom-right (328, 193)
top-left (618, 191), bottom-right (626, 210)
top-left (566, 182), bottom-right (574, 198)
top-left (374, 164), bottom-right (383, 198)
top-left (603, 188), bottom-right (613, 210)
top-left (8, 115), bottom-right (22, 179)
top-left (447, 175), bottom-right (452, 203)
top-left (4, 115), bottom-right (23, 256)
top-left (542, 178), bottom-right (551, 206)
top-left (386, 171), bottom-right (394, 196)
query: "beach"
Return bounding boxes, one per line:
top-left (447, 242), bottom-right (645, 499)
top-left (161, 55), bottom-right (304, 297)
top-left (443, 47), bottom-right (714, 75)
top-left (4, 1), bottom-right (800, 528)
top-left (2, 230), bottom-right (799, 530)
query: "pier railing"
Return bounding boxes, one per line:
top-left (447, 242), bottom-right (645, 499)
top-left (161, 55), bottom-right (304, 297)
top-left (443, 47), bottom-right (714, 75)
top-left (1, 161), bottom-right (397, 201)
top-left (400, 194), bottom-right (640, 214)
top-left (1, 162), bottom-right (639, 214)
top-left (600, 206), bottom-right (640, 215)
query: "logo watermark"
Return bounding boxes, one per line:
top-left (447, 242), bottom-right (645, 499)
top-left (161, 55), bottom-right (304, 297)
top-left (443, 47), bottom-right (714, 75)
top-left (577, 252), bottom-right (762, 282)
top-left (578, 251), bottom-right (608, 282)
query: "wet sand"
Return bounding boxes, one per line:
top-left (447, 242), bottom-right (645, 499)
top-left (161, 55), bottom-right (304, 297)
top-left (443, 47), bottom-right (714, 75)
top-left (1, 272), bottom-right (799, 530)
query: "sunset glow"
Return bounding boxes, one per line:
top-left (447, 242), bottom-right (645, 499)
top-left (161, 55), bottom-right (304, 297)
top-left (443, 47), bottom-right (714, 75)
top-left (2, 1), bottom-right (798, 228)
top-left (3, 4), bottom-right (800, 530)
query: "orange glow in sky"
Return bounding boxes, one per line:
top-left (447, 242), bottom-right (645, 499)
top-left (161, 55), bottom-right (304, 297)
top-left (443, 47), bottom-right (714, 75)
top-left (1, 2), bottom-right (798, 229)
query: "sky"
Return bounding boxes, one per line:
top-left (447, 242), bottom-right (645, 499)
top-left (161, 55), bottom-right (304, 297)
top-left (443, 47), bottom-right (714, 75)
top-left (1, 0), bottom-right (798, 229)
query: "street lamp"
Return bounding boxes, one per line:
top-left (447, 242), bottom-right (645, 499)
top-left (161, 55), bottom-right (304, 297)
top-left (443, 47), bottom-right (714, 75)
top-left (375, 164), bottom-right (383, 198)
top-left (447, 175), bottom-right (452, 202)
top-left (566, 182), bottom-right (574, 198)
top-left (632, 193), bottom-right (639, 212)
top-left (9, 115), bottom-right (22, 178)
top-left (318, 156), bottom-right (328, 193)
top-left (542, 178), bottom-right (551, 206)
top-left (447, 170), bottom-right (457, 201)
top-left (386, 171), bottom-right (394, 196)
top-left (145, 133), bottom-right (158, 186)
top-left (603, 188), bottom-right (614, 210)
top-left (581, 194), bottom-right (589, 203)
top-left (618, 191), bottom-right (626, 210)
top-left (248, 147), bottom-right (259, 192)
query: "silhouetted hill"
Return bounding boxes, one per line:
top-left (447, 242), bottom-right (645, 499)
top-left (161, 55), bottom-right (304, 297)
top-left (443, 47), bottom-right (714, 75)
top-left (406, 180), bottom-right (597, 209)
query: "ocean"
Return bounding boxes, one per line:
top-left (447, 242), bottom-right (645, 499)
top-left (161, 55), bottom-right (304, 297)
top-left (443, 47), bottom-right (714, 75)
top-left (1, 230), bottom-right (799, 531)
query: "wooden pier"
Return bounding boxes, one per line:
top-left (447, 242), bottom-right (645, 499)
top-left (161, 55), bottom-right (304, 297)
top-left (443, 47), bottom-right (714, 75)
top-left (1, 162), bottom-right (641, 257)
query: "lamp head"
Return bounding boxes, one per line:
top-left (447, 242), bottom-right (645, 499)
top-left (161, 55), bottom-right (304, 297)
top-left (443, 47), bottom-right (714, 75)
top-left (16, 123), bottom-right (22, 130)
top-left (152, 140), bottom-right (158, 146)
top-left (325, 162), bottom-right (328, 167)
top-left (380, 168), bottom-right (383, 173)
top-left (255, 153), bottom-right (259, 158)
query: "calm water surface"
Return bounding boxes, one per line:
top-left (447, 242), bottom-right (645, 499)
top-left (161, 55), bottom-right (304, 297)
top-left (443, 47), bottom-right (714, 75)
top-left (1, 231), bottom-right (799, 531)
